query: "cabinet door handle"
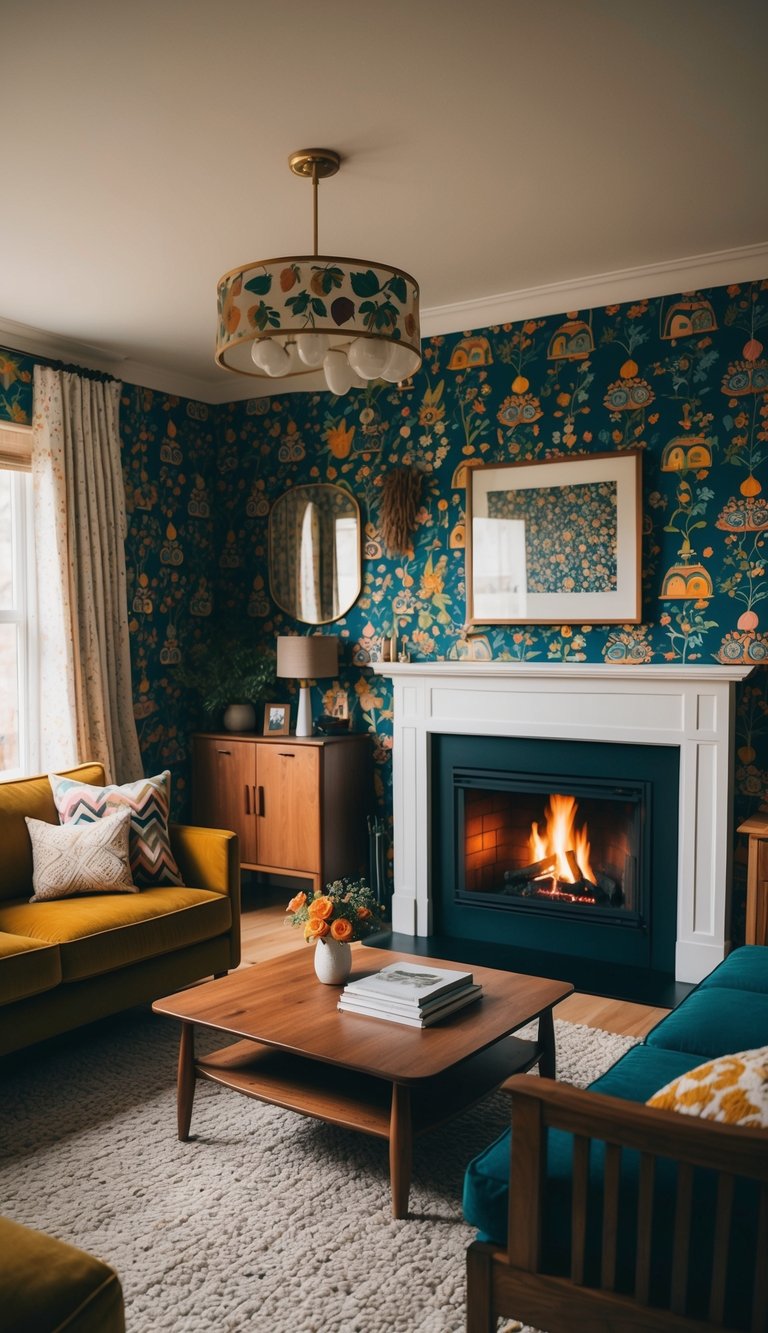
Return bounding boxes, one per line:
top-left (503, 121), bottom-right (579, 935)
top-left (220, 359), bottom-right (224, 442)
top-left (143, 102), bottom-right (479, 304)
top-left (257, 785), bottom-right (265, 816)
top-left (278, 752), bottom-right (295, 759)
top-left (217, 749), bottom-right (231, 756)
top-left (244, 784), bottom-right (250, 815)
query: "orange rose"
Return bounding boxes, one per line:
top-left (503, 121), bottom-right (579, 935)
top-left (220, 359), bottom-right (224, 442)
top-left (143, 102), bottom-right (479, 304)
top-left (330, 917), bottom-right (353, 941)
top-left (304, 919), bottom-right (330, 941)
top-left (357, 907), bottom-right (372, 920)
top-left (287, 891), bottom-right (307, 913)
top-left (308, 895), bottom-right (333, 920)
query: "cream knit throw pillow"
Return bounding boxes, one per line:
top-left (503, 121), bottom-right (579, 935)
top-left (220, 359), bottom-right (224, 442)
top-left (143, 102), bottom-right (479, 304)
top-left (26, 808), bottom-right (137, 901)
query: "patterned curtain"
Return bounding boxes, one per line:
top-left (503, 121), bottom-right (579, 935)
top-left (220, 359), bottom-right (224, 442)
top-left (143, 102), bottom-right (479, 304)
top-left (31, 366), bottom-right (143, 782)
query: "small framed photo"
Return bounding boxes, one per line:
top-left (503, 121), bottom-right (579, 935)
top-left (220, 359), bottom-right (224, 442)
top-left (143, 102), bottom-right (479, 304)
top-left (329, 688), bottom-right (349, 720)
top-left (263, 703), bottom-right (290, 736)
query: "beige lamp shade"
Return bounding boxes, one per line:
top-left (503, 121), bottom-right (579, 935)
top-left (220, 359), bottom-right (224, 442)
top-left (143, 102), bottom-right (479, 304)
top-left (276, 634), bottom-right (338, 681)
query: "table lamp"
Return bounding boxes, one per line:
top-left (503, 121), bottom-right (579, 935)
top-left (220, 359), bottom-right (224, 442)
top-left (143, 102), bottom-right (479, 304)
top-left (276, 635), bottom-right (339, 737)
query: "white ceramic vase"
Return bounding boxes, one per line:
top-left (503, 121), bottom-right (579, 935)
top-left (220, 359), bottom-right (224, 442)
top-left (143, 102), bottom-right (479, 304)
top-left (313, 937), bottom-right (352, 985)
top-left (222, 703), bottom-right (256, 732)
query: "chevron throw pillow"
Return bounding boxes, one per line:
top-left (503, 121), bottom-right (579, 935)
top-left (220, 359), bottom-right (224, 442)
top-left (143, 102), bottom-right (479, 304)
top-left (27, 808), bottom-right (136, 900)
top-left (50, 770), bottom-right (185, 889)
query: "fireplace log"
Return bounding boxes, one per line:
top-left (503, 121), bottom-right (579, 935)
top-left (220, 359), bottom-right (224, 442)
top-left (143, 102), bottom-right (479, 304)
top-left (565, 849), bottom-right (581, 883)
top-left (502, 856), bottom-right (556, 890)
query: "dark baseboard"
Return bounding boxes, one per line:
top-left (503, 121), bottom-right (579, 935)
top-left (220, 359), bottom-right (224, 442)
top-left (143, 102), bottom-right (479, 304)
top-left (363, 930), bottom-right (692, 1009)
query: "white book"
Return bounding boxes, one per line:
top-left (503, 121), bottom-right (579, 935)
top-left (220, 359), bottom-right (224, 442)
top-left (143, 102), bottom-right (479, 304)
top-left (338, 986), bottom-right (482, 1028)
top-left (338, 981), bottom-right (482, 1019)
top-left (344, 961), bottom-right (473, 1006)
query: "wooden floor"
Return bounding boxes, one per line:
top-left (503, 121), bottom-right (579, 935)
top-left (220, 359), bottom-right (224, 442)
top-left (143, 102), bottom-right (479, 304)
top-left (240, 882), bottom-right (669, 1039)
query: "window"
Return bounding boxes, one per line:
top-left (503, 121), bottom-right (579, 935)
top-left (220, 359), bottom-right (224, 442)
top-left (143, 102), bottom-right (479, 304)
top-left (0, 424), bottom-right (38, 777)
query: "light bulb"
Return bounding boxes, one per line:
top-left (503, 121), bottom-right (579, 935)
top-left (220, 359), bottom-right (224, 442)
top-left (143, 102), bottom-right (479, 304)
top-left (347, 337), bottom-right (390, 380)
top-left (323, 348), bottom-right (354, 396)
top-left (257, 339), bottom-right (290, 377)
top-left (283, 340), bottom-right (303, 373)
top-left (297, 332), bottom-right (330, 368)
top-left (381, 342), bottom-right (420, 383)
top-left (250, 339), bottom-right (271, 370)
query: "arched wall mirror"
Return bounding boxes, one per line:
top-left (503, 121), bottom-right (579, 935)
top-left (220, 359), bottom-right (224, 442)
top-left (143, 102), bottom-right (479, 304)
top-left (269, 483), bottom-right (361, 624)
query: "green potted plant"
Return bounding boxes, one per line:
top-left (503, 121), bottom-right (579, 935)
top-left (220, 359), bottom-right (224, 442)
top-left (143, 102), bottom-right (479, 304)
top-left (175, 628), bottom-right (275, 732)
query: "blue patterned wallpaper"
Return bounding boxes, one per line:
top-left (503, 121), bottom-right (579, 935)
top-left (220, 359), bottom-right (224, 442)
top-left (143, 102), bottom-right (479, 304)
top-left (1, 275), bottom-right (767, 939)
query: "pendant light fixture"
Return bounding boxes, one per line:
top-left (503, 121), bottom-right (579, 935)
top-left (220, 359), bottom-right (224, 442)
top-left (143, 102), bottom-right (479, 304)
top-left (215, 149), bottom-right (421, 395)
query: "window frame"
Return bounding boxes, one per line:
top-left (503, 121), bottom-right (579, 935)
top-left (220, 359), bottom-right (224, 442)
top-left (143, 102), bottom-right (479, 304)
top-left (0, 425), bottom-right (39, 777)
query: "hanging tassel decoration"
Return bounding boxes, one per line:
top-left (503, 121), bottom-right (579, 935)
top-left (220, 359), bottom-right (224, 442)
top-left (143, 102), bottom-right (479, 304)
top-left (378, 466), bottom-right (423, 555)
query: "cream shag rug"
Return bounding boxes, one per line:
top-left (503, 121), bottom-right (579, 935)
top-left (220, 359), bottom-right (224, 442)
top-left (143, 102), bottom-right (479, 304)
top-left (0, 1010), bottom-right (636, 1333)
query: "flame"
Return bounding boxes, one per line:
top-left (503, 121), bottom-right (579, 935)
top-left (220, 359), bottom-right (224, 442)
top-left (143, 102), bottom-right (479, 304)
top-left (529, 793), bottom-right (596, 886)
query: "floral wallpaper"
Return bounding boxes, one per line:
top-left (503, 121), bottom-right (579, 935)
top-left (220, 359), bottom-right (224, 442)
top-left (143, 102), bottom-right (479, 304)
top-left (216, 278), bottom-right (768, 941)
top-left (1, 274), bottom-right (767, 941)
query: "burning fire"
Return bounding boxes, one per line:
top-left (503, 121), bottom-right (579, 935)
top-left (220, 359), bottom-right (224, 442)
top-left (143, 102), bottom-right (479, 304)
top-left (529, 793), bottom-right (596, 887)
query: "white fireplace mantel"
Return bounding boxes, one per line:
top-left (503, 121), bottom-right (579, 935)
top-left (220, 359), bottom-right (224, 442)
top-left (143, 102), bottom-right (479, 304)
top-left (372, 661), bottom-right (753, 983)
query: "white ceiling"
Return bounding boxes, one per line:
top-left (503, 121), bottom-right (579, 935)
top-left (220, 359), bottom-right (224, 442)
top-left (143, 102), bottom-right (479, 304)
top-left (2, 0), bottom-right (767, 402)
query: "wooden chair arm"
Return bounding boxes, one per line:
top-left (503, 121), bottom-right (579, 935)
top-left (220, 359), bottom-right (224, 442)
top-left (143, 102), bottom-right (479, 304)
top-left (501, 1074), bottom-right (768, 1181)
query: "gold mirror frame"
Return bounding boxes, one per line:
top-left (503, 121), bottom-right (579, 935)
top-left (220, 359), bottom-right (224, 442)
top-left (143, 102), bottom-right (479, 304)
top-left (269, 483), bottom-right (362, 625)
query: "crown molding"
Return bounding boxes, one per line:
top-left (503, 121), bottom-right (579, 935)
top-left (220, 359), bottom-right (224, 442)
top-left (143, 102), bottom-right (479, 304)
top-left (419, 241), bottom-right (768, 338)
top-left (0, 315), bottom-right (222, 404)
top-left (2, 242), bottom-right (766, 406)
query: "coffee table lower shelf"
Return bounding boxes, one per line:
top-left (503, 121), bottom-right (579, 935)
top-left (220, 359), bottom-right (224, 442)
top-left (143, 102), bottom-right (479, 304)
top-left (182, 1031), bottom-right (541, 1217)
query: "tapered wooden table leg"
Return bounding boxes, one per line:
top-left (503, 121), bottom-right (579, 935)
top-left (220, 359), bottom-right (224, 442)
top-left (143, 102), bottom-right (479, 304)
top-left (177, 1021), bottom-right (196, 1141)
top-left (538, 1006), bottom-right (556, 1080)
top-left (389, 1082), bottom-right (412, 1219)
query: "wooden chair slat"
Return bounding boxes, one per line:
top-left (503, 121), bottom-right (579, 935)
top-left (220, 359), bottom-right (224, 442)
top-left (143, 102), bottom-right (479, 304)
top-left (508, 1096), bottom-right (545, 1273)
top-left (670, 1161), bottom-right (693, 1315)
top-left (751, 1183), bottom-right (768, 1333)
top-left (600, 1142), bottom-right (621, 1292)
top-left (708, 1172), bottom-right (734, 1323)
top-left (634, 1152), bottom-right (655, 1304)
top-left (570, 1135), bottom-right (589, 1284)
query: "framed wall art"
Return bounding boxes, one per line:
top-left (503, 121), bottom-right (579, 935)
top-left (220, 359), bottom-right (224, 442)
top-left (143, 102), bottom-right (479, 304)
top-left (466, 449), bottom-right (642, 625)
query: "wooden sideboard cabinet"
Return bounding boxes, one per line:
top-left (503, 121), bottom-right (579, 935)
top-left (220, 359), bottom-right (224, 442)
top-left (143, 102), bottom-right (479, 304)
top-left (192, 732), bottom-right (372, 891)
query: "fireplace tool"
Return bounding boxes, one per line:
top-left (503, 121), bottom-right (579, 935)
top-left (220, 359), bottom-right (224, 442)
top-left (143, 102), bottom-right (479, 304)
top-left (367, 815), bottom-right (389, 910)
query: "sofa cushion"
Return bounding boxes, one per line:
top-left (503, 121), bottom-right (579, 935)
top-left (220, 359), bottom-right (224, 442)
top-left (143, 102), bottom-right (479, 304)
top-left (0, 1215), bottom-right (124, 1333)
top-left (50, 769), bottom-right (184, 889)
top-left (0, 763), bottom-right (106, 904)
top-left (0, 888), bottom-right (231, 981)
top-left (0, 931), bottom-right (61, 1006)
top-left (698, 944), bottom-right (768, 994)
top-left (647, 1046), bottom-right (768, 1127)
top-left (645, 987), bottom-right (768, 1059)
top-left (26, 809), bottom-right (136, 901)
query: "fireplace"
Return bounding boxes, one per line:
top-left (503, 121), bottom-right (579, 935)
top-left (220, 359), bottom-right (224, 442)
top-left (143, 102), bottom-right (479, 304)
top-left (432, 733), bottom-right (679, 973)
top-left (463, 784), bottom-right (640, 913)
top-left (372, 661), bottom-right (752, 985)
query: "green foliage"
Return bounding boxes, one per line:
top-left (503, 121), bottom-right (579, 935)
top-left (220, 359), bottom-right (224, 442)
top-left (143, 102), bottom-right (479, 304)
top-left (244, 273), bottom-right (273, 296)
top-left (175, 628), bottom-right (275, 719)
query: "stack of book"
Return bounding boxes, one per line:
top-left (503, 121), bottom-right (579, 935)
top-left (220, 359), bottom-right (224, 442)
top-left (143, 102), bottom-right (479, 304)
top-left (337, 961), bottom-right (482, 1028)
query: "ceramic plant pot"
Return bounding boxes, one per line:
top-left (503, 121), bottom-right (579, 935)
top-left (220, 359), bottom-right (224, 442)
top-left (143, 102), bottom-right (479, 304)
top-left (222, 703), bottom-right (256, 732)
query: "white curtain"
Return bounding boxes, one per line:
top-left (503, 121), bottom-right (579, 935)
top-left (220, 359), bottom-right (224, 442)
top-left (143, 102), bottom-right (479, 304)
top-left (32, 366), bottom-right (143, 782)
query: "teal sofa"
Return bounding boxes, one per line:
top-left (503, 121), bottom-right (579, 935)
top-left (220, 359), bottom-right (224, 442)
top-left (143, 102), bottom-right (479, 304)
top-left (464, 946), bottom-right (768, 1332)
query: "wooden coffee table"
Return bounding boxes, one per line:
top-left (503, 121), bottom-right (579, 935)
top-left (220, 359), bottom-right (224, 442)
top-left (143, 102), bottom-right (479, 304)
top-left (152, 947), bottom-right (572, 1218)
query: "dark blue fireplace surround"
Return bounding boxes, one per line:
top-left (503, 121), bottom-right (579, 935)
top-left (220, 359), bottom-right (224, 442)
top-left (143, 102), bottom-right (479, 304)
top-left (426, 733), bottom-right (683, 1004)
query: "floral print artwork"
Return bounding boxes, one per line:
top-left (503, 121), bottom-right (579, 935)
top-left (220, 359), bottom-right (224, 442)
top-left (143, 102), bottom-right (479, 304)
top-left (487, 480), bottom-right (618, 594)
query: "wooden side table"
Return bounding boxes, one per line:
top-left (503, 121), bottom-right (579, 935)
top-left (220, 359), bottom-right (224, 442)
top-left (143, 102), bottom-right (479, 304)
top-left (738, 814), bottom-right (768, 945)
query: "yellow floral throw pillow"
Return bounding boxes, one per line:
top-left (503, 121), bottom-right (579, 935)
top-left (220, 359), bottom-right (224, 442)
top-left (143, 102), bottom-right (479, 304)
top-left (647, 1046), bottom-right (768, 1128)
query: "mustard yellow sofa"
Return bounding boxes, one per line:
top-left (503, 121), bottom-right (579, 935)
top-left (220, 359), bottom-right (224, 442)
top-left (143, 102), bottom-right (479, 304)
top-left (0, 1216), bottom-right (124, 1333)
top-left (0, 763), bottom-right (240, 1058)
